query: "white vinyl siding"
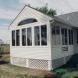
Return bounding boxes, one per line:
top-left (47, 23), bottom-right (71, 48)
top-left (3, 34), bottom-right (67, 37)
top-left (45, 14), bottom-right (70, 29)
top-left (10, 47), bottom-right (50, 60)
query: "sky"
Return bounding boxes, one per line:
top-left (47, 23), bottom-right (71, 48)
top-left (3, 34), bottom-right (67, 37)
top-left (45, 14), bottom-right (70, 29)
top-left (0, 0), bottom-right (78, 43)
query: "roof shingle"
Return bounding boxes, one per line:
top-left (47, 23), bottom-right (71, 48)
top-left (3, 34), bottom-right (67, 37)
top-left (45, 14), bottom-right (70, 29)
top-left (57, 11), bottom-right (78, 27)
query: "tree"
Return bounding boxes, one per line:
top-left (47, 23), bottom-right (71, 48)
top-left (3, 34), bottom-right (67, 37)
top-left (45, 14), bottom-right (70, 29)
top-left (36, 4), bottom-right (57, 16)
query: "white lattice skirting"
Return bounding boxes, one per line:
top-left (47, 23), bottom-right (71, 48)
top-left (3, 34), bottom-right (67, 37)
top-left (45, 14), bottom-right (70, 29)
top-left (11, 57), bottom-right (50, 70)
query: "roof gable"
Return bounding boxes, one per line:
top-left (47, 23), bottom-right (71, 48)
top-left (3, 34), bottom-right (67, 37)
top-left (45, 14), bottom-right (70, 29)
top-left (9, 5), bottom-right (53, 29)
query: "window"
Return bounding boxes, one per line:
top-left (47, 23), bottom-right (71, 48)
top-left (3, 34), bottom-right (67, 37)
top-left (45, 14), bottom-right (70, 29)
top-left (68, 29), bottom-right (73, 45)
top-left (68, 30), bottom-right (71, 45)
top-left (77, 29), bottom-right (78, 44)
top-left (61, 28), bottom-right (68, 45)
top-left (27, 28), bottom-right (32, 46)
top-left (16, 30), bottom-right (20, 46)
top-left (52, 26), bottom-right (56, 45)
top-left (52, 26), bottom-right (60, 45)
top-left (41, 25), bottom-right (47, 45)
top-left (56, 26), bottom-right (60, 45)
top-left (18, 18), bottom-right (37, 26)
top-left (34, 26), bottom-right (40, 46)
top-left (71, 30), bottom-right (73, 44)
top-left (12, 30), bottom-right (15, 46)
top-left (22, 29), bottom-right (26, 46)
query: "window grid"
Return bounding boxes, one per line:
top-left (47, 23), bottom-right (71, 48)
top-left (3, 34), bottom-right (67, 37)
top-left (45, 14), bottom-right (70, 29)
top-left (12, 24), bottom-right (47, 47)
top-left (12, 26), bottom-right (73, 47)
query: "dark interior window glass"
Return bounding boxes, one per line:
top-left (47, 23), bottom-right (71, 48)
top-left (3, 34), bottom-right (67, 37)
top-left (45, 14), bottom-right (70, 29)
top-left (27, 28), bottom-right (32, 46)
top-left (77, 29), bottom-right (78, 45)
top-left (18, 18), bottom-right (37, 26)
top-left (65, 38), bottom-right (68, 45)
top-left (52, 26), bottom-right (56, 45)
top-left (52, 26), bottom-right (55, 35)
top-left (65, 29), bottom-right (67, 37)
top-left (65, 29), bottom-right (68, 45)
top-left (22, 29), bottom-right (26, 46)
top-left (34, 26), bottom-right (40, 46)
top-left (56, 27), bottom-right (60, 34)
top-left (16, 30), bottom-right (20, 46)
top-left (12, 30), bottom-right (15, 46)
top-left (68, 30), bottom-right (71, 45)
top-left (71, 30), bottom-right (73, 44)
top-left (69, 29), bottom-right (73, 45)
top-left (61, 28), bottom-right (68, 45)
top-left (61, 28), bottom-right (64, 45)
top-left (41, 25), bottom-right (47, 45)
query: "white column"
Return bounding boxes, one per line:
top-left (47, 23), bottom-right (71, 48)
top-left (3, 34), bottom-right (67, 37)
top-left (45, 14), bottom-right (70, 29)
top-left (20, 29), bottom-right (22, 46)
top-left (26, 59), bottom-right (29, 67)
top-left (10, 30), bottom-right (12, 64)
top-left (47, 21), bottom-right (52, 70)
top-left (32, 26), bottom-right (34, 46)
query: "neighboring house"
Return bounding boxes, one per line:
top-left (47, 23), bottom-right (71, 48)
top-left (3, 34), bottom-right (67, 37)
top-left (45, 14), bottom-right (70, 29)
top-left (6, 40), bottom-right (10, 44)
top-left (9, 5), bottom-right (78, 70)
top-left (0, 39), bottom-right (4, 44)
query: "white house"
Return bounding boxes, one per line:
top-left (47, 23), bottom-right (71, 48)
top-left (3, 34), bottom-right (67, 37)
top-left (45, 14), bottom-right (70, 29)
top-left (9, 5), bottom-right (78, 70)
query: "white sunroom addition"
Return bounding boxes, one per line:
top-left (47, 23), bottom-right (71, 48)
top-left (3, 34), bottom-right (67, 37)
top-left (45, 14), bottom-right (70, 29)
top-left (9, 5), bottom-right (77, 70)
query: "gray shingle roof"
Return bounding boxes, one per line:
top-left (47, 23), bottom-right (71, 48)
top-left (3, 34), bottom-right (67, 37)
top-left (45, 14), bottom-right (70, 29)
top-left (57, 11), bottom-right (78, 27)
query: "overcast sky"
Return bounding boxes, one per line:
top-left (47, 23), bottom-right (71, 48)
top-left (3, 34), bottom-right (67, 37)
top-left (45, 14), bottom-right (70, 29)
top-left (0, 0), bottom-right (78, 43)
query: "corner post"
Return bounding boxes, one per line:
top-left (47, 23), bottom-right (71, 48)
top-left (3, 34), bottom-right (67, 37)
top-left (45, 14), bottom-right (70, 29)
top-left (47, 19), bottom-right (54, 70)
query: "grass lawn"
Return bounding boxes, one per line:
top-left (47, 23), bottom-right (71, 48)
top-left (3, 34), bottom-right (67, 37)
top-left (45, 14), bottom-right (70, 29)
top-left (0, 44), bottom-right (10, 54)
top-left (0, 54), bottom-right (78, 78)
top-left (0, 54), bottom-right (55, 78)
top-left (53, 65), bottom-right (78, 78)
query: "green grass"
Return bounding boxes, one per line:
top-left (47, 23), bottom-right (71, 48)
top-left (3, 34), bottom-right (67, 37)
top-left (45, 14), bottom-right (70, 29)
top-left (0, 54), bottom-right (78, 78)
top-left (0, 54), bottom-right (55, 78)
top-left (53, 64), bottom-right (78, 78)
